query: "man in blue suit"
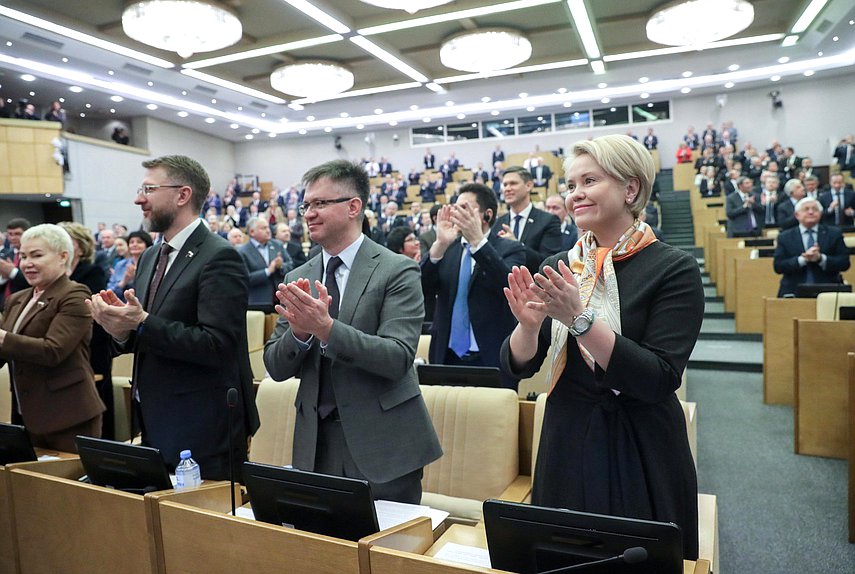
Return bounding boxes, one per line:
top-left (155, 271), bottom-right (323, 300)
top-left (422, 183), bottom-right (525, 389)
top-left (773, 197), bottom-right (851, 297)
top-left (238, 217), bottom-right (293, 310)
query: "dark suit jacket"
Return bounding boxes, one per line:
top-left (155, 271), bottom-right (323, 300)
top-left (238, 239), bottom-right (293, 307)
top-left (559, 222), bottom-right (578, 251)
top-left (264, 239), bottom-right (442, 483)
top-left (819, 188), bottom-right (855, 226)
top-left (643, 135), bottom-right (658, 150)
top-left (419, 227), bottom-right (436, 257)
top-left (725, 191), bottom-right (764, 237)
top-left (421, 235), bottom-right (526, 388)
top-left (0, 247), bottom-right (28, 308)
top-left (773, 225), bottom-right (851, 296)
top-left (530, 165), bottom-right (553, 188)
top-left (0, 275), bottom-right (105, 436)
top-left (492, 151), bottom-right (505, 165)
top-left (775, 198), bottom-right (799, 230)
top-left (493, 207), bottom-right (563, 272)
top-left (118, 223), bottom-right (259, 480)
top-left (285, 240), bottom-right (308, 268)
top-left (424, 154), bottom-right (436, 170)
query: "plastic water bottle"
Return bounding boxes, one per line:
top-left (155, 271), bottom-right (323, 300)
top-left (175, 450), bottom-right (202, 489)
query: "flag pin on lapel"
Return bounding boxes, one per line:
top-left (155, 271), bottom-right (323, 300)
top-left (186, 250), bottom-right (195, 259)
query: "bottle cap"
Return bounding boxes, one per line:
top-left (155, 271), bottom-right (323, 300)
top-left (180, 450), bottom-right (192, 459)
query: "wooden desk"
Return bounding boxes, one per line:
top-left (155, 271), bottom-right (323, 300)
top-left (723, 247), bottom-right (753, 312)
top-left (673, 163), bottom-right (697, 193)
top-left (849, 353), bottom-right (855, 543)
top-left (714, 238), bottom-right (744, 292)
top-left (763, 298), bottom-right (816, 405)
top-left (734, 259), bottom-right (779, 334)
top-left (794, 320), bottom-right (855, 459)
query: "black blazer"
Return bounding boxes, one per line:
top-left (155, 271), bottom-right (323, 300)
top-left (773, 225), bottom-right (850, 296)
top-left (421, 235), bottom-right (525, 388)
top-left (775, 199), bottom-right (799, 230)
top-left (285, 240), bottom-right (308, 268)
top-left (237, 239), bottom-right (293, 306)
top-left (493, 207), bottom-right (563, 272)
top-left (118, 223), bottom-right (259, 479)
top-left (725, 191), bottom-right (764, 237)
top-left (0, 247), bottom-right (29, 308)
top-left (819, 188), bottom-right (855, 226)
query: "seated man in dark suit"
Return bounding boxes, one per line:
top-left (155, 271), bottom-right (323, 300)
top-left (239, 217), bottom-right (293, 310)
top-left (776, 178), bottom-right (806, 230)
top-left (422, 183), bottom-right (525, 389)
top-left (819, 173), bottom-right (855, 227)
top-left (493, 166), bottom-right (563, 272)
top-left (725, 176), bottom-right (764, 237)
top-left (773, 197), bottom-right (851, 297)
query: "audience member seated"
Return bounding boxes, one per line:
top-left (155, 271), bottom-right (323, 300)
top-left (773, 197), bottom-right (850, 296)
top-left (819, 173), bottom-right (855, 227)
top-left (106, 230), bottom-right (153, 301)
top-left (227, 227), bottom-right (245, 247)
top-left (699, 166), bottom-right (722, 197)
top-left (385, 227), bottom-right (421, 263)
top-left (776, 178), bottom-right (806, 230)
top-left (726, 176), bottom-right (764, 237)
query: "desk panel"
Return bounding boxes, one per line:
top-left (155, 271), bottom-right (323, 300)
top-left (763, 298), bottom-right (816, 405)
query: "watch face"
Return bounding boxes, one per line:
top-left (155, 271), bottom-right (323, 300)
top-left (573, 315), bottom-right (588, 331)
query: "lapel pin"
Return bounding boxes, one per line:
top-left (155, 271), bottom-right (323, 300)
top-left (528, 218), bottom-right (535, 223)
top-left (186, 250), bottom-right (195, 259)
top-left (37, 300), bottom-right (46, 307)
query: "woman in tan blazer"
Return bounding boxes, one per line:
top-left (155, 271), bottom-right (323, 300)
top-left (0, 224), bottom-right (105, 452)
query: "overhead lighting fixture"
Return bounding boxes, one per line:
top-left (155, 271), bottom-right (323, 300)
top-left (270, 61), bottom-right (354, 99)
top-left (597, 82), bottom-right (608, 88)
top-left (349, 36), bottom-right (429, 83)
top-left (605, 33), bottom-right (783, 62)
top-left (0, 5), bottom-right (175, 69)
top-left (526, 106), bottom-right (535, 112)
top-left (279, 0), bottom-right (351, 34)
top-left (682, 71), bottom-right (693, 78)
top-left (567, 0), bottom-right (601, 59)
top-left (781, 35), bottom-right (799, 47)
top-left (791, 0), bottom-right (828, 34)
top-left (724, 82), bottom-right (734, 88)
top-left (600, 97), bottom-right (610, 103)
top-left (440, 28), bottom-right (532, 73)
top-left (680, 87), bottom-right (691, 93)
top-left (307, 115), bottom-right (316, 121)
top-left (359, 0), bottom-right (453, 14)
top-left (123, 1), bottom-right (242, 59)
top-left (245, 134), bottom-right (254, 140)
top-left (20, 74), bottom-right (36, 82)
top-left (147, 103), bottom-right (158, 110)
top-left (177, 111), bottom-right (189, 117)
top-left (778, 57), bottom-right (790, 64)
top-left (182, 34), bottom-right (343, 69)
top-left (770, 75), bottom-right (781, 82)
top-left (639, 76), bottom-right (649, 83)
top-left (640, 92), bottom-right (650, 98)
top-left (728, 64), bottom-right (740, 71)
top-left (803, 70), bottom-right (815, 77)
top-left (590, 60), bottom-right (605, 74)
top-left (69, 86), bottom-right (84, 93)
top-left (181, 69), bottom-right (287, 104)
top-left (647, 0), bottom-right (753, 46)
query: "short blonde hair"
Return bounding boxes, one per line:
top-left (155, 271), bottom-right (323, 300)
top-left (58, 221), bottom-right (96, 263)
top-left (565, 134), bottom-right (654, 217)
top-left (21, 223), bottom-right (75, 272)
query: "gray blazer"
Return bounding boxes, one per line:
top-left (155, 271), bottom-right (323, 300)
top-left (263, 238), bottom-right (442, 483)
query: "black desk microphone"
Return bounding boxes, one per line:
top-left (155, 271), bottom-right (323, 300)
top-left (226, 387), bottom-right (239, 517)
top-left (539, 547), bottom-right (648, 574)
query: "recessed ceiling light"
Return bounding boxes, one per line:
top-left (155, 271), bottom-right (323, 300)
top-left (85, 103), bottom-right (92, 108)
top-left (771, 75), bottom-right (781, 81)
top-left (519, 92), bottom-right (528, 98)
top-left (490, 110), bottom-right (499, 116)
top-left (817, 51), bottom-right (823, 56)
top-left (205, 117), bottom-right (216, 123)
top-left (410, 104), bottom-right (419, 110)
top-left (5, 41), bottom-right (11, 47)
top-left (597, 82), bottom-right (607, 88)
top-left (79, 113), bottom-right (85, 117)
top-left (850, 19), bottom-right (854, 25)
top-left (725, 82), bottom-right (735, 88)
top-left (108, 70), bottom-right (115, 75)
top-left (728, 64), bottom-right (740, 71)
top-left (457, 113), bottom-right (466, 119)
top-left (388, 120), bottom-right (397, 126)
top-left (61, 57), bottom-right (68, 63)
top-left (526, 106), bottom-right (535, 112)
top-left (563, 101), bottom-right (572, 107)
top-left (268, 133), bottom-right (276, 138)
top-left (681, 87), bottom-right (691, 93)
top-left (481, 96), bottom-right (491, 102)
top-left (20, 74), bottom-right (36, 82)
top-left (299, 129), bottom-right (307, 135)
top-left (445, 100), bottom-right (454, 106)
top-left (832, 36), bottom-right (839, 42)
top-left (211, 98), bottom-right (217, 104)
top-left (146, 103), bottom-right (158, 110)
top-left (177, 111), bottom-right (189, 117)
top-left (470, 122), bottom-right (477, 127)
top-left (245, 134), bottom-right (253, 140)
top-left (251, 128), bottom-right (260, 134)
top-left (374, 108), bottom-right (383, 114)
top-left (682, 71), bottom-right (692, 78)
top-left (230, 123), bottom-right (239, 129)
top-left (503, 119), bottom-right (509, 125)
top-left (537, 116), bottom-right (543, 121)
top-left (600, 97), bottom-right (610, 104)
top-left (261, 113), bottom-right (266, 118)
top-left (147, 81), bottom-right (153, 87)
top-left (647, 102), bottom-right (653, 108)
top-left (340, 112), bottom-right (349, 118)
top-left (638, 76), bottom-right (649, 83)
top-left (778, 56), bottom-right (790, 64)
top-left (28, 91), bottom-right (35, 97)
top-left (803, 70), bottom-right (815, 76)
top-left (109, 108), bottom-right (115, 113)
top-left (58, 97), bottom-right (64, 103)
top-left (110, 95), bottom-right (124, 102)
top-left (306, 115), bottom-right (316, 121)
top-left (69, 86), bottom-right (83, 93)
top-left (324, 126), bottom-right (333, 132)
top-left (422, 117), bottom-right (431, 122)
top-left (640, 92), bottom-right (650, 99)
top-left (557, 88), bottom-right (567, 94)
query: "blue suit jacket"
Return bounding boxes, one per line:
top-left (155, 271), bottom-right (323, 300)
top-left (773, 225), bottom-right (851, 296)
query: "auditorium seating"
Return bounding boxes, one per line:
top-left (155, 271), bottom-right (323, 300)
top-left (248, 377), bottom-right (300, 467)
top-left (419, 385), bottom-right (526, 522)
top-left (247, 310), bottom-right (267, 380)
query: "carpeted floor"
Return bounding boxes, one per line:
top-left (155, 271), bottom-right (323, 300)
top-left (687, 369), bottom-right (855, 573)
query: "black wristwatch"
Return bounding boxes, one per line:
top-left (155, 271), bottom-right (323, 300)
top-left (569, 309), bottom-right (595, 337)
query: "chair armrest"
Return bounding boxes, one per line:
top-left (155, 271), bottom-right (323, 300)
top-left (497, 475), bottom-right (532, 503)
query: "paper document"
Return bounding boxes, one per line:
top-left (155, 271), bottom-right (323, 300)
top-left (433, 542), bottom-right (492, 569)
top-left (37, 455), bottom-right (61, 461)
top-left (233, 506), bottom-right (256, 520)
top-left (374, 499), bottom-right (449, 531)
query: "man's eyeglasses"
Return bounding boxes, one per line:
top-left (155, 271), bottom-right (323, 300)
top-left (297, 197), bottom-right (354, 216)
top-left (136, 184), bottom-right (184, 196)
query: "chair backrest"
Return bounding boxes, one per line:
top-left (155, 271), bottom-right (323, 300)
top-left (416, 334), bottom-right (431, 364)
top-left (844, 235), bottom-right (855, 248)
top-left (112, 353), bottom-right (134, 378)
top-left (530, 393), bottom-right (548, 481)
top-left (246, 310), bottom-right (266, 353)
top-left (816, 292), bottom-right (855, 320)
top-left (0, 364), bottom-right (10, 424)
top-left (249, 377), bottom-right (300, 467)
top-left (420, 385), bottom-right (519, 501)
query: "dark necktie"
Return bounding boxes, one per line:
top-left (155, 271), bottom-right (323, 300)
top-left (513, 214), bottom-right (523, 239)
top-left (318, 256), bottom-right (344, 419)
top-left (449, 245), bottom-right (472, 358)
top-left (145, 243), bottom-right (174, 309)
top-left (835, 193), bottom-right (842, 225)
top-left (805, 229), bottom-right (816, 283)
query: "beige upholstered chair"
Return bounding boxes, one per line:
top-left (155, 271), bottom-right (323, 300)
top-left (420, 385), bottom-right (526, 522)
top-left (246, 310), bottom-right (267, 381)
top-left (416, 334), bottom-right (431, 364)
top-left (248, 377), bottom-right (300, 467)
top-left (112, 352), bottom-right (134, 378)
top-left (111, 376), bottom-right (132, 442)
top-left (816, 292), bottom-right (855, 320)
top-left (0, 364), bottom-right (10, 424)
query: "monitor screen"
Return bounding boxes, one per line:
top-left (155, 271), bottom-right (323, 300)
top-left (75, 436), bottom-right (173, 494)
top-left (794, 283), bottom-right (852, 298)
top-left (838, 306), bottom-right (855, 321)
top-left (743, 238), bottom-right (775, 247)
top-left (243, 462), bottom-right (379, 541)
top-left (417, 364), bottom-right (502, 387)
top-left (0, 423), bottom-right (37, 466)
top-left (484, 500), bottom-right (683, 574)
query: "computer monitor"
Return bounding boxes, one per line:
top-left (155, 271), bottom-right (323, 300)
top-left (794, 283), bottom-right (852, 298)
top-left (838, 306), bottom-right (855, 321)
top-left (756, 248), bottom-right (776, 258)
top-left (742, 238), bottom-right (775, 247)
top-left (243, 462), bottom-right (379, 541)
top-left (730, 230), bottom-right (762, 238)
top-left (483, 500), bottom-right (683, 574)
top-left (0, 423), bottom-right (37, 466)
top-left (417, 364), bottom-right (502, 388)
top-left (75, 436), bottom-right (173, 494)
